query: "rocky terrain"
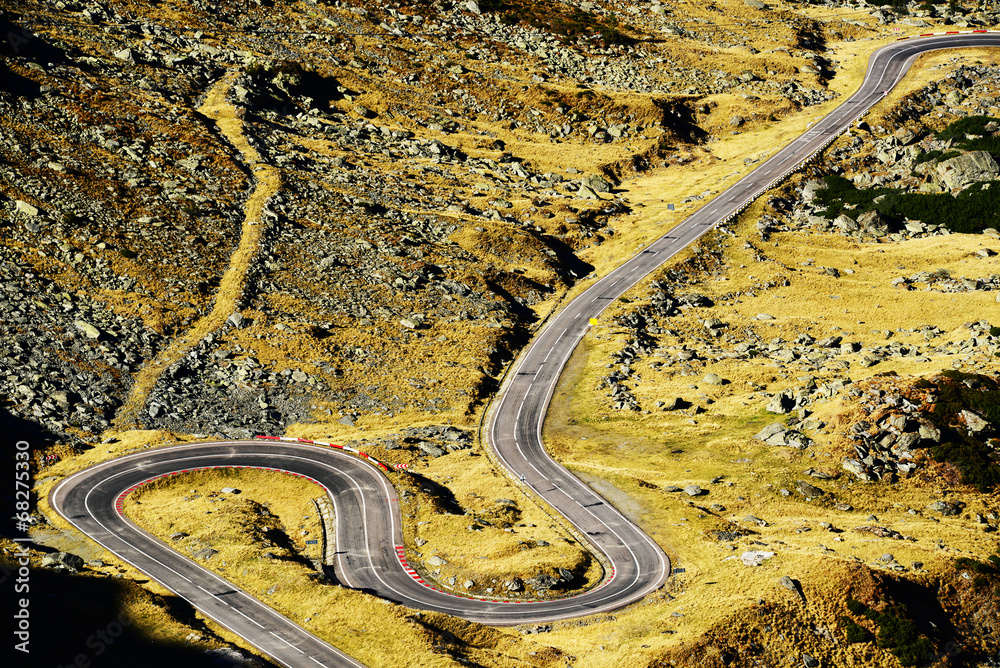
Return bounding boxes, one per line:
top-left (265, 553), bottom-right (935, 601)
top-left (7, 0), bottom-right (990, 445)
top-left (5, 0), bottom-right (1000, 667)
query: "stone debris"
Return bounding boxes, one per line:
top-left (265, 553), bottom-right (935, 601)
top-left (738, 550), bottom-right (775, 567)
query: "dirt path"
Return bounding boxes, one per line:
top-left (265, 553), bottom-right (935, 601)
top-left (114, 72), bottom-right (281, 429)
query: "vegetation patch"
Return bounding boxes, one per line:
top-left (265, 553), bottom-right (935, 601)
top-left (814, 174), bottom-right (1000, 234)
top-left (920, 371), bottom-right (1000, 492)
top-left (843, 599), bottom-right (933, 667)
top-left (954, 553), bottom-right (1000, 593)
top-left (934, 115), bottom-right (1000, 153)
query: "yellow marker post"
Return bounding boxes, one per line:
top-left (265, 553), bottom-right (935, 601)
top-left (588, 318), bottom-right (598, 327)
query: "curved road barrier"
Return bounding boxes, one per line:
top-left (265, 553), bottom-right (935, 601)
top-left (50, 33), bottom-right (1000, 668)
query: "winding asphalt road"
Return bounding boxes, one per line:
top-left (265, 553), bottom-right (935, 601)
top-left (49, 32), bottom-right (1000, 668)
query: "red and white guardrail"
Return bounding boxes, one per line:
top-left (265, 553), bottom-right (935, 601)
top-left (896, 29), bottom-right (996, 40)
top-left (253, 434), bottom-right (391, 472)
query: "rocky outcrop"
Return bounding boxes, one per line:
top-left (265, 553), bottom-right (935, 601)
top-left (936, 151), bottom-right (1000, 190)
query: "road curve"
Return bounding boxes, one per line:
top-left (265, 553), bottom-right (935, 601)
top-left (49, 33), bottom-right (1000, 668)
top-left (483, 28), bottom-right (1000, 636)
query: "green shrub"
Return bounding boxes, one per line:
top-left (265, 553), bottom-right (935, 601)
top-left (914, 149), bottom-right (960, 165)
top-left (935, 115), bottom-right (1000, 143)
top-left (954, 557), bottom-right (991, 573)
top-left (812, 172), bottom-right (1000, 235)
top-left (846, 598), bottom-right (868, 615)
top-left (924, 373), bottom-right (1000, 491)
top-left (863, 605), bottom-right (933, 667)
top-left (840, 615), bottom-right (873, 644)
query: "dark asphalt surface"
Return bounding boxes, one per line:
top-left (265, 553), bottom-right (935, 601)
top-left (49, 33), bottom-right (1000, 668)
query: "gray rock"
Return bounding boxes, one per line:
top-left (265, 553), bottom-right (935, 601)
top-left (769, 429), bottom-right (811, 449)
top-left (801, 180), bottom-right (825, 203)
top-left (918, 422), bottom-right (941, 442)
top-left (958, 410), bottom-right (989, 434)
top-left (755, 422), bottom-right (787, 441)
top-left (426, 555), bottom-right (448, 567)
top-left (15, 200), bottom-right (40, 217)
top-left (797, 480), bottom-right (825, 498)
top-left (419, 442), bottom-right (446, 457)
top-left (833, 215), bottom-right (859, 233)
top-left (857, 210), bottom-right (888, 236)
top-left (703, 373), bottom-right (724, 386)
top-left (928, 500), bottom-right (961, 516)
top-left (338, 415), bottom-right (355, 427)
top-left (227, 312), bottom-right (245, 329)
top-left (220, 487), bottom-right (240, 494)
top-left (51, 390), bottom-right (71, 408)
top-left (113, 48), bottom-right (136, 62)
top-left (842, 459), bottom-right (871, 480)
top-left (937, 151), bottom-right (1000, 190)
top-left (193, 548), bottom-right (219, 561)
top-left (41, 551), bottom-right (84, 572)
top-left (766, 390), bottom-right (796, 414)
top-left (465, 1), bottom-right (482, 14)
top-left (74, 320), bottom-right (101, 339)
top-left (779, 575), bottom-right (805, 602)
top-left (683, 484), bottom-right (704, 496)
top-left (464, 579), bottom-right (474, 588)
top-left (583, 174), bottom-right (612, 193)
top-left (740, 550), bottom-right (775, 566)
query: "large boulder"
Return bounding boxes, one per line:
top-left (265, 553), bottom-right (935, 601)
top-left (801, 179), bottom-right (825, 203)
top-left (739, 550), bottom-right (775, 566)
top-left (857, 210), bottom-right (889, 236)
top-left (797, 480), bottom-right (826, 498)
top-left (766, 389), bottom-right (796, 414)
top-left (842, 458), bottom-right (871, 481)
top-left (41, 552), bottom-right (84, 572)
top-left (958, 410), bottom-right (990, 435)
top-left (936, 151), bottom-right (1000, 190)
